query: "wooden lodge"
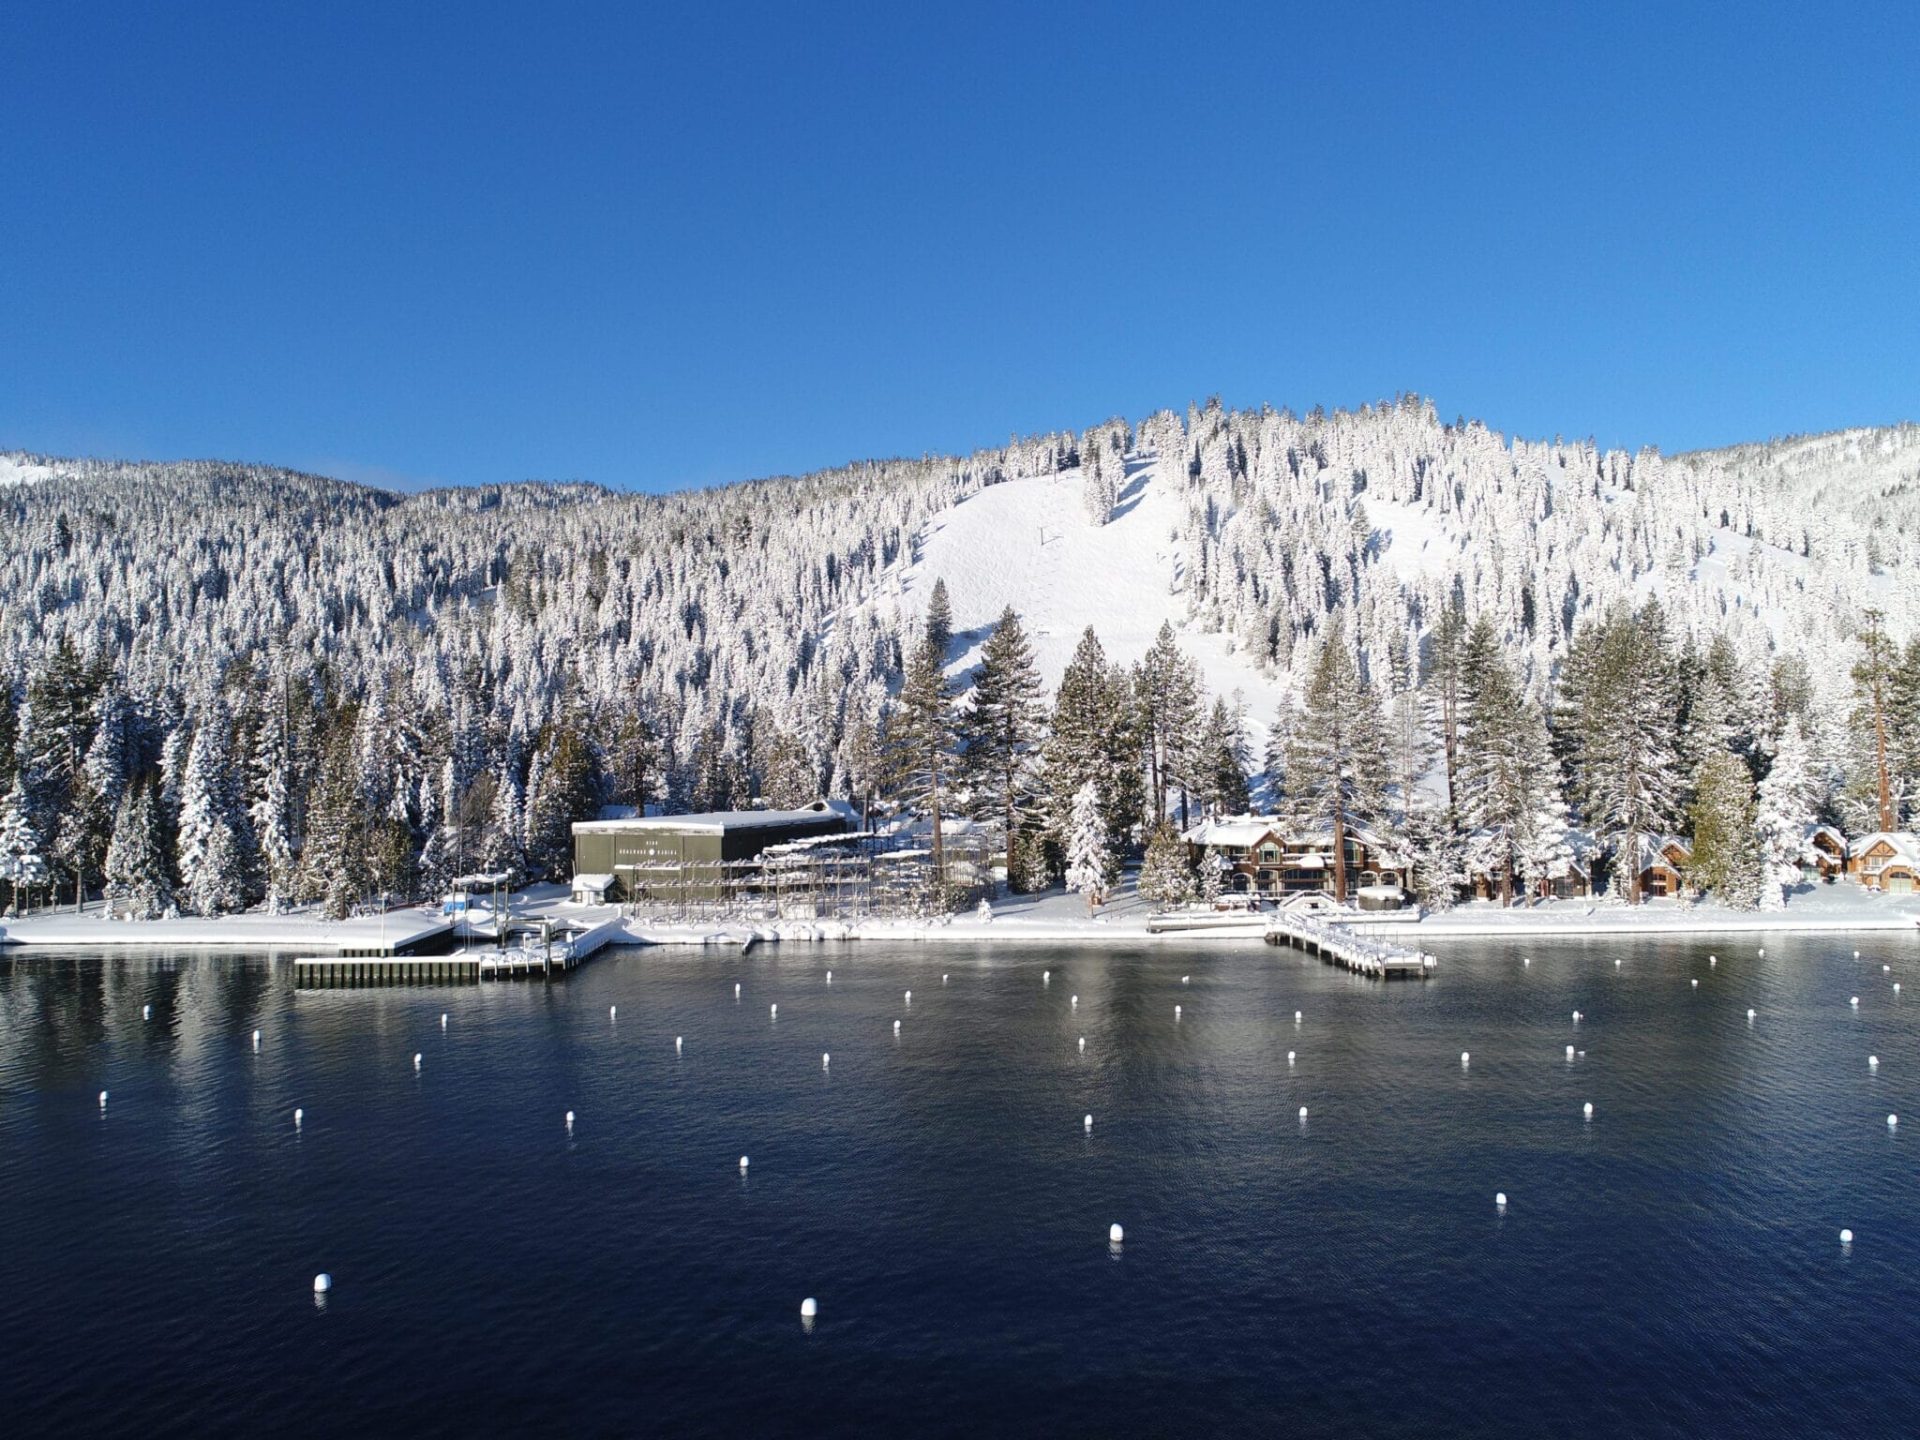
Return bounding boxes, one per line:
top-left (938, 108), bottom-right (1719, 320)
top-left (1630, 834), bottom-right (1692, 899)
top-left (1182, 815), bottom-right (1409, 901)
top-left (1803, 824), bottom-right (1848, 883)
top-left (1847, 832), bottom-right (1920, 894)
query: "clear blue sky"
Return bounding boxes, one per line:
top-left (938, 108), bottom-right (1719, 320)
top-left (2, 2), bottom-right (1914, 492)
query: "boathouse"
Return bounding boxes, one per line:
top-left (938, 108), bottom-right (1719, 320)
top-left (571, 801), bottom-right (853, 905)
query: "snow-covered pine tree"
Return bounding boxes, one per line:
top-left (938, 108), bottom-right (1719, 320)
top-left (1064, 781), bottom-right (1109, 912)
top-left (0, 779), bottom-right (50, 913)
top-left (923, 578), bottom-right (953, 660)
top-left (1137, 821), bottom-right (1195, 906)
top-left (104, 779), bottom-right (174, 919)
top-left (1043, 628), bottom-right (1135, 879)
top-left (1198, 696), bottom-right (1251, 816)
top-left (249, 691), bottom-right (298, 914)
top-left (887, 634), bottom-right (957, 892)
top-left (1846, 609), bottom-right (1903, 833)
top-left (1688, 748), bottom-right (1761, 908)
top-left (1754, 716), bottom-right (1815, 910)
top-left (958, 606), bottom-right (1046, 891)
top-left (1283, 617), bottom-right (1387, 903)
top-left (1134, 623), bottom-right (1202, 827)
top-left (1558, 603), bottom-right (1684, 902)
top-left (176, 700), bottom-right (251, 915)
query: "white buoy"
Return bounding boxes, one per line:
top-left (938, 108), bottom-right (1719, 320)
top-left (1758, 948), bottom-right (1765, 957)
top-left (1083, 1113), bottom-right (1093, 1132)
top-left (1747, 1008), bottom-right (1756, 1021)
top-left (441, 1013), bottom-right (448, 1029)
top-left (1889, 1114), bottom-right (1899, 1129)
top-left (1566, 1044), bottom-right (1575, 1058)
top-left (1896, 983), bottom-right (1904, 994)
top-left (1885, 964), bottom-right (1892, 974)
top-left (739, 1155), bottom-right (750, 1171)
top-left (1182, 975), bottom-right (1190, 985)
top-left (1071, 995), bottom-right (1079, 1009)
top-left (565, 1109), bottom-right (575, 1128)
top-left (1691, 979), bottom-right (1698, 988)
top-left (826, 970), bottom-right (832, 983)
top-left (1614, 959), bottom-right (1621, 969)
top-left (1583, 1101), bottom-right (1594, 1118)
top-left (1287, 1050), bottom-right (1296, 1064)
top-left (735, 983), bottom-right (742, 998)
top-left (294, 1107), bottom-right (304, 1125)
top-left (1294, 1011), bottom-right (1302, 1024)
top-left (1044, 970), bottom-right (1051, 984)
top-left (1710, 956), bottom-right (1717, 966)
top-left (799, 1297), bottom-right (817, 1319)
top-left (313, 1273), bottom-right (332, 1294)
top-left (675, 1035), bottom-right (684, 1054)
top-left (1573, 1011), bottom-right (1582, 1022)
top-left (1461, 1051), bottom-right (1471, 1066)
top-left (142, 1004), bottom-right (151, 1020)
top-left (1870, 1055), bottom-right (1879, 1069)
top-left (822, 1052), bottom-right (831, 1069)
top-left (770, 1004), bottom-right (778, 1019)
top-left (1496, 1191), bottom-right (1507, 1208)
top-left (904, 989), bottom-right (912, 1004)
top-left (1078, 1036), bottom-right (1085, 1052)
top-left (1840, 1228), bottom-right (1854, 1244)
top-left (413, 1052), bottom-right (422, 1071)
top-left (1298, 1106), bottom-right (1308, 1119)
top-left (253, 1029), bottom-right (261, 1050)
top-left (1523, 957), bottom-right (1531, 967)
top-left (1109, 1223), bottom-right (1124, 1244)
top-left (942, 973), bottom-right (948, 984)
top-left (1852, 997), bottom-right (1860, 1008)
top-left (1174, 1004), bottom-right (1182, 1019)
top-left (893, 1019), bottom-right (901, 1034)
top-left (98, 1089), bottom-right (109, 1108)
top-left (1854, 950), bottom-right (1861, 959)
top-left (610, 1005), bottom-right (617, 1020)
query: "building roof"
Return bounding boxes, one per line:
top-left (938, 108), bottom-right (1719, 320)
top-left (1630, 833), bottom-right (1691, 869)
top-left (1181, 816), bottom-right (1280, 848)
top-left (571, 873), bottom-right (616, 889)
top-left (572, 801), bottom-right (849, 836)
top-left (1852, 831), bottom-right (1920, 865)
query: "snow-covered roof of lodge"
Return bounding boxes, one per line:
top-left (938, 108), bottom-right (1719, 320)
top-left (1630, 834), bottom-right (1692, 869)
top-left (572, 801), bottom-right (850, 836)
top-left (1851, 831), bottom-right (1920, 865)
top-left (1805, 823), bottom-right (1847, 852)
top-left (1181, 816), bottom-right (1280, 847)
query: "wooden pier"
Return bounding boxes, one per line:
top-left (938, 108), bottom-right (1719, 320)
top-left (295, 918), bottom-right (625, 987)
top-left (1264, 912), bottom-right (1435, 978)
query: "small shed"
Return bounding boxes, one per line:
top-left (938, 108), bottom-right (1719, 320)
top-left (570, 872), bottom-right (621, 905)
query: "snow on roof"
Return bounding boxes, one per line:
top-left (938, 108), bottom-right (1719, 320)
top-left (1851, 832), bottom-right (1920, 865)
top-left (1630, 834), bottom-right (1691, 869)
top-left (572, 802), bottom-right (849, 835)
top-left (1182, 816), bottom-right (1280, 847)
top-left (571, 873), bottom-right (616, 889)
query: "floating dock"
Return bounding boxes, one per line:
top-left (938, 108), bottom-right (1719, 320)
top-left (1265, 912), bottom-right (1436, 978)
top-left (295, 918), bottom-right (624, 986)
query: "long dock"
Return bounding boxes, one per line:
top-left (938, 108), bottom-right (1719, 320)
top-left (295, 918), bottom-right (624, 986)
top-left (1265, 912), bottom-right (1435, 978)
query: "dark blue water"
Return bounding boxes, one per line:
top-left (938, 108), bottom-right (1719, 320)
top-left (2, 935), bottom-right (1916, 1438)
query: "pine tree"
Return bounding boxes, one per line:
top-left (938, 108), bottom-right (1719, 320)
top-left (1687, 748), bottom-right (1761, 908)
top-left (1199, 696), bottom-right (1252, 815)
top-left (888, 635), bottom-right (957, 893)
top-left (1755, 717), bottom-right (1815, 910)
top-left (104, 779), bottom-right (174, 918)
top-left (1043, 628), bottom-right (1136, 880)
top-left (923, 578), bottom-right (953, 660)
top-left (302, 721), bottom-right (368, 918)
top-left (1064, 781), bottom-right (1109, 912)
top-left (1558, 603), bottom-right (1684, 902)
top-left (1135, 623), bottom-right (1203, 827)
top-left (524, 721), bottom-right (596, 880)
top-left (1284, 618), bottom-right (1387, 902)
top-left (756, 724), bottom-right (818, 809)
top-left (959, 607), bottom-right (1047, 891)
top-left (176, 701), bottom-right (251, 915)
top-left (1138, 821), bottom-right (1195, 906)
top-left (250, 695), bottom-right (299, 913)
top-left (0, 780), bottom-right (50, 913)
top-left (1428, 604), bottom-right (1469, 814)
top-left (1850, 609), bottom-right (1901, 832)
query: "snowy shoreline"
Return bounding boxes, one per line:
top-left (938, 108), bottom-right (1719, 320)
top-left (5, 882), bottom-right (1919, 954)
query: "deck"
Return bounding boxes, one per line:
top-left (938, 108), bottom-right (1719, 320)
top-left (1264, 912), bottom-right (1436, 978)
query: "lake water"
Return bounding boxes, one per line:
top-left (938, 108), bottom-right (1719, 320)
top-left (1, 935), bottom-right (1915, 1438)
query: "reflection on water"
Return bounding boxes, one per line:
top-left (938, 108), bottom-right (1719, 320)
top-left (1, 935), bottom-right (1916, 1439)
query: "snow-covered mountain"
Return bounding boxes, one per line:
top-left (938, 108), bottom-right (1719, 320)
top-left (2, 399), bottom-right (1916, 785)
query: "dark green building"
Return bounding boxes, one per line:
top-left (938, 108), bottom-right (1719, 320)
top-left (571, 802), bottom-right (853, 905)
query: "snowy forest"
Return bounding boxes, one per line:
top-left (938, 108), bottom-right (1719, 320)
top-left (3, 397), bottom-right (1919, 920)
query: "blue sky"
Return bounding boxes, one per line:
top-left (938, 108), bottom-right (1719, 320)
top-left (2, 2), bottom-right (1914, 492)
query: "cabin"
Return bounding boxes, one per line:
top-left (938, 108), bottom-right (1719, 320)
top-left (1803, 824), bottom-right (1848, 882)
top-left (572, 801), bottom-right (853, 905)
top-left (1847, 832), bottom-right (1920, 894)
top-left (1183, 815), bottom-right (1409, 898)
top-left (570, 872), bottom-right (621, 905)
top-left (1631, 834), bottom-right (1692, 899)
top-left (1463, 826), bottom-right (1598, 902)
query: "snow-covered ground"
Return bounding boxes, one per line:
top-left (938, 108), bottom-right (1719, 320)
top-left (8, 880), bottom-right (1919, 954)
top-left (883, 458), bottom-right (1290, 735)
top-left (0, 453), bottom-right (57, 488)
